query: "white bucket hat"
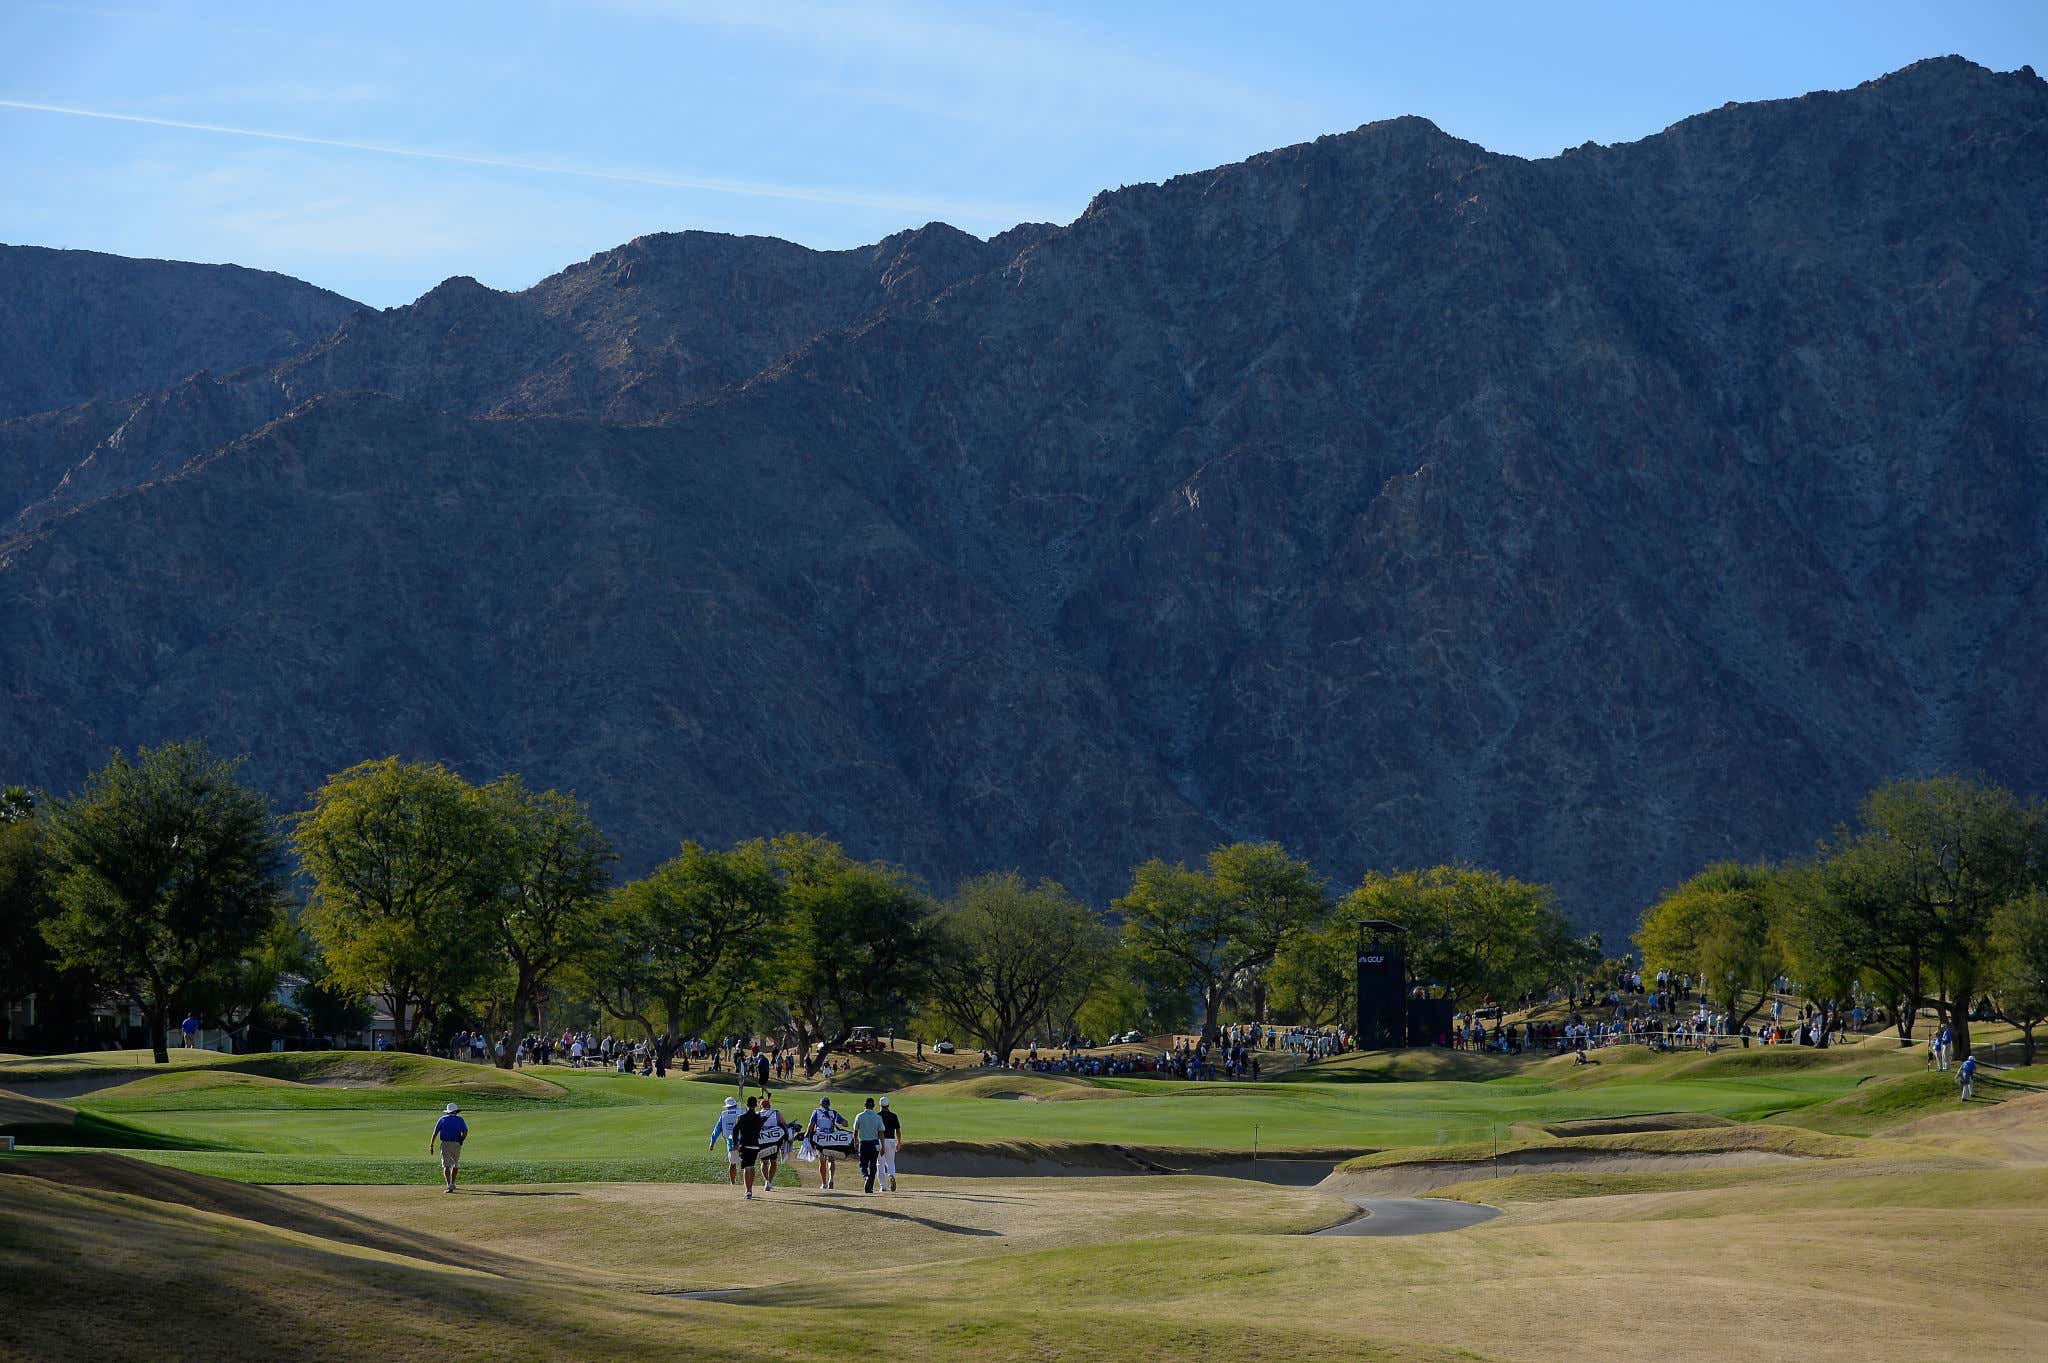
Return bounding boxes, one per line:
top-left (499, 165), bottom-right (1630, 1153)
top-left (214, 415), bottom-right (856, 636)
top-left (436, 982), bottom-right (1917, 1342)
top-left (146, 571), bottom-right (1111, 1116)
top-left (444, 1103), bottom-right (460, 1115)
top-left (723, 1096), bottom-right (738, 1109)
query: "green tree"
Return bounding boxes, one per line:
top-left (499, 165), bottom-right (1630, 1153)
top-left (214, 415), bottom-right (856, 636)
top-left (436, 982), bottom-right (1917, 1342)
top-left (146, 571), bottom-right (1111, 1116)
top-left (1344, 866), bottom-right (1573, 1010)
top-left (1073, 960), bottom-right (1149, 1042)
top-left (1, 794), bottom-right (62, 1038)
top-left (294, 758), bottom-right (499, 1050)
top-left (927, 872), bottom-right (1110, 1058)
top-left (769, 834), bottom-right (933, 1053)
top-left (477, 778), bottom-right (614, 1065)
top-left (583, 838), bottom-right (783, 1042)
top-left (1988, 891), bottom-right (2048, 1066)
top-left (1269, 916), bottom-right (1354, 1027)
top-left (295, 969), bottom-right (374, 1041)
top-left (185, 913), bottom-right (308, 1044)
top-left (1636, 863), bottom-right (1784, 1029)
top-left (1781, 852), bottom-right (1927, 1038)
top-left (40, 742), bottom-right (288, 1064)
top-left (1805, 777), bottom-right (2039, 1059)
top-left (0, 785), bottom-right (35, 824)
top-left (1117, 842), bottom-right (1329, 1042)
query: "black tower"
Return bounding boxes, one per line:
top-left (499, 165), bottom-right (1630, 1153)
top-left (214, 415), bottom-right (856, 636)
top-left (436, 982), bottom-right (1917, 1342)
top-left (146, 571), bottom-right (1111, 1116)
top-left (1354, 919), bottom-right (1408, 1049)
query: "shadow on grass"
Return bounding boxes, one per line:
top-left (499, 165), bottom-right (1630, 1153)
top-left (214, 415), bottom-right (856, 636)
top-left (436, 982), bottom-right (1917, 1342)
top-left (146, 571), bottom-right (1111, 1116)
top-left (803, 1198), bottom-right (1001, 1236)
top-left (1, 1110), bottom-right (235, 1152)
top-left (0, 1153), bottom-right (537, 1275)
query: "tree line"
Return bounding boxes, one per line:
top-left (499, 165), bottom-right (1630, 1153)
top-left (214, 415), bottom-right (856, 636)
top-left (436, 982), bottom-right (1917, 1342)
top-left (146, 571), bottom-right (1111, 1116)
top-left (1636, 776), bottom-right (2048, 1063)
top-left (2, 742), bottom-right (1600, 1065)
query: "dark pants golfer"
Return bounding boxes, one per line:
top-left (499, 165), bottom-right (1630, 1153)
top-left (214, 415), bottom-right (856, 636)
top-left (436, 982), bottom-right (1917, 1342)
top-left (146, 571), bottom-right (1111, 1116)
top-left (859, 1139), bottom-right (880, 1192)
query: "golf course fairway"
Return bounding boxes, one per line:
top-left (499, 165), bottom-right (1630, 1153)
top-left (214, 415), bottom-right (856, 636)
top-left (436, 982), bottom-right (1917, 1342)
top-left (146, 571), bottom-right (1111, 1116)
top-left (5, 1041), bottom-right (2045, 1361)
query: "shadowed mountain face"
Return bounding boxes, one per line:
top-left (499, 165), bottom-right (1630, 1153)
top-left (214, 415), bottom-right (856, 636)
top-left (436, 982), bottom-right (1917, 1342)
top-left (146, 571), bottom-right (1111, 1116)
top-left (1, 58), bottom-right (2043, 938)
top-left (0, 246), bottom-right (360, 421)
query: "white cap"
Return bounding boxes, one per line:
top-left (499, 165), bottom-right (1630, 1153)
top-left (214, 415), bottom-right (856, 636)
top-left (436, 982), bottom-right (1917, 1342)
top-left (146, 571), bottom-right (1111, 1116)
top-left (879, 1096), bottom-right (890, 1106)
top-left (443, 1103), bottom-right (460, 1115)
top-left (723, 1096), bottom-right (738, 1108)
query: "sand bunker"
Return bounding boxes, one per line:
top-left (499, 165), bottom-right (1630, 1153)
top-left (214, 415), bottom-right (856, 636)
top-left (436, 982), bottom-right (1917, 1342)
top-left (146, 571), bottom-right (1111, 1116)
top-left (0, 1072), bottom-right (150, 1101)
top-left (1313, 1197), bottom-right (1504, 1236)
top-left (0, 1089), bottom-right (77, 1127)
top-left (1320, 1148), bottom-right (1813, 1197)
top-left (907, 1141), bottom-right (1165, 1177)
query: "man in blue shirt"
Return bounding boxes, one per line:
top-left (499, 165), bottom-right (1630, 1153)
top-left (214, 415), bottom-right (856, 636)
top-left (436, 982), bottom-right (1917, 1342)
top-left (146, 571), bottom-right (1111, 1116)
top-left (180, 1013), bottom-right (199, 1048)
top-left (431, 1102), bottom-right (468, 1192)
top-left (1958, 1052), bottom-right (1978, 1101)
top-left (709, 1095), bottom-right (741, 1186)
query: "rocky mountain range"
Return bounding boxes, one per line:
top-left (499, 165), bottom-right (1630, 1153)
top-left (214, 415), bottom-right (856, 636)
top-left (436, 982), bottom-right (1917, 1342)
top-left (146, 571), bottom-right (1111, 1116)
top-left (2, 56), bottom-right (2043, 941)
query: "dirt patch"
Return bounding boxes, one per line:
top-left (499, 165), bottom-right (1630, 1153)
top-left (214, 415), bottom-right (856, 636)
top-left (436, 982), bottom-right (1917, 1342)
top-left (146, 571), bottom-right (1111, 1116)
top-left (1319, 1148), bottom-right (1813, 1197)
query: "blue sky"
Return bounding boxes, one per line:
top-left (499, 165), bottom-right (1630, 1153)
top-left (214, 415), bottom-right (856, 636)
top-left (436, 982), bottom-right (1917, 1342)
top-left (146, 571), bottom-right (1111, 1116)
top-left (3, 1), bottom-right (2042, 307)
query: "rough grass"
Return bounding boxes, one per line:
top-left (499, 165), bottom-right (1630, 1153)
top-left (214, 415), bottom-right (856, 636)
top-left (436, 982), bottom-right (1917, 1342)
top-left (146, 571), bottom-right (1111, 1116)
top-left (295, 1172), bottom-right (1352, 1291)
top-left (0, 1161), bottom-right (1426, 1363)
top-left (10, 1067), bottom-right (2048, 1363)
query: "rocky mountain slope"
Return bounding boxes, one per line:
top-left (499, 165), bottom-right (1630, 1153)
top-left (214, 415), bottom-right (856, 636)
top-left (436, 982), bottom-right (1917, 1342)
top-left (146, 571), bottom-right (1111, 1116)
top-left (1, 57), bottom-right (2042, 938)
top-left (0, 245), bottom-right (360, 420)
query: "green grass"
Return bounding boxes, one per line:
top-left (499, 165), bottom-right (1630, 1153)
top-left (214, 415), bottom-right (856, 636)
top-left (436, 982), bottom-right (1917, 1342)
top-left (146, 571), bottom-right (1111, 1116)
top-left (0, 1044), bottom-right (1903, 1185)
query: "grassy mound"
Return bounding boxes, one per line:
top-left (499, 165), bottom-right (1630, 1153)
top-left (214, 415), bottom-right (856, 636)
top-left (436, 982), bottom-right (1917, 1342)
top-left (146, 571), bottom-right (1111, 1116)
top-left (230, 1052), bottom-right (564, 1094)
top-left (1539, 1112), bottom-right (1735, 1137)
top-left (1337, 1121), bottom-right (1864, 1172)
top-left (937, 1074), bottom-right (1120, 1101)
top-left (1665, 1046), bottom-right (1919, 1081)
top-left (68, 1054), bottom-right (567, 1113)
top-left (1784, 1069), bottom-right (2018, 1135)
top-left (822, 1051), bottom-right (942, 1092)
top-left (1525, 1045), bottom-right (1685, 1087)
top-left (1269, 1049), bottom-right (1531, 1084)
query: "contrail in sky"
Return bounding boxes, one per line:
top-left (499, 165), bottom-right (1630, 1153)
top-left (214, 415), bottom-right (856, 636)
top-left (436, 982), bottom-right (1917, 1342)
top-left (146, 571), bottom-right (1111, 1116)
top-left (0, 97), bottom-right (1050, 225)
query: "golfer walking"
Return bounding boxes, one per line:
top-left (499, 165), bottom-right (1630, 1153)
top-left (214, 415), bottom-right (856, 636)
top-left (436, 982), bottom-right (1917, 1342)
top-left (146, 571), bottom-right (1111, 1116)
top-left (758, 1094), bottom-right (786, 1192)
top-left (878, 1095), bottom-right (902, 1191)
top-left (1958, 1052), bottom-right (1978, 1101)
top-left (733, 1095), bottom-right (767, 1200)
top-left (430, 1102), bottom-right (467, 1193)
top-left (709, 1095), bottom-right (741, 1186)
top-left (808, 1096), bottom-right (845, 1190)
top-left (855, 1096), bottom-right (885, 1193)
